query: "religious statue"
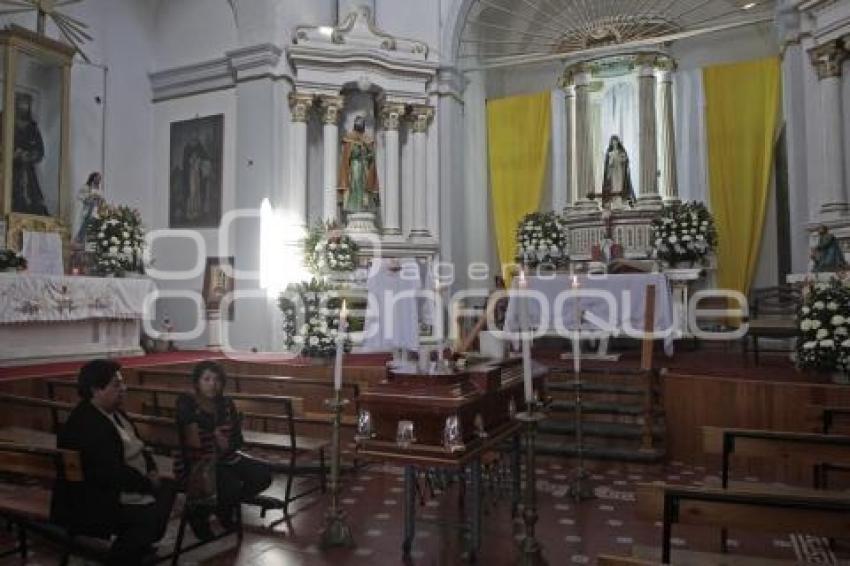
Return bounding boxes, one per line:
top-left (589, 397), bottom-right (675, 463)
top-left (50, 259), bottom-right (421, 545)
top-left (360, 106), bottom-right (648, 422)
top-left (338, 115), bottom-right (379, 214)
top-left (72, 172), bottom-right (104, 246)
top-left (11, 93), bottom-right (48, 216)
top-left (811, 225), bottom-right (847, 272)
top-left (601, 135), bottom-right (635, 206)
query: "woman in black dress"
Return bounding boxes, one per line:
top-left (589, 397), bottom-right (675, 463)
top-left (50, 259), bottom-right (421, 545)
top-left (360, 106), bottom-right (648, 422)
top-left (175, 361), bottom-right (272, 539)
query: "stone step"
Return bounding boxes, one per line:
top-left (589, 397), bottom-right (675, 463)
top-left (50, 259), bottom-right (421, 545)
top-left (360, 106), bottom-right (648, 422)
top-left (547, 381), bottom-right (645, 396)
top-left (548, 399), bottom-right (647, 416)
top-left (535, 439), bottom-right (666, 463)
top-left (538, 419), bottom-right (664, 440)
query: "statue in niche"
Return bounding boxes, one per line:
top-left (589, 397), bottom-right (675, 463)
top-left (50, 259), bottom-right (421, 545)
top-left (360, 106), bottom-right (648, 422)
top-left (811, 225), bottom-right (848, 272)
top-left (601, 135), bottom-right (635, 206)
top-left (338, 115), bottom-right (379, 214)
top-left (11, 93), bottom-right (48, 216)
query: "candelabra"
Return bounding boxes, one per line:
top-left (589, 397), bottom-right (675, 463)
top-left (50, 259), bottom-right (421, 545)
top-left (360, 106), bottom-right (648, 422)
top-left (567, 311), bottom-right (595, 502)
top-left (516, 401), bottom-right (547, 566)
top-left (319, 391), bottom-right (355, 548)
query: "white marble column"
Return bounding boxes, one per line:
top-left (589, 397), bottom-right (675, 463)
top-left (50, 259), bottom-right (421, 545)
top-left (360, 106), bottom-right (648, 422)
top-left (637, 56), bottom-right (662, 209)
top-left (319, 95), bottom-right (344, 223)
top-left (551, 88), bottom-right (568, 212)
top-left (811, 41), bottom-right (848, 217)
top-left (657, 58), bottom-right (679, 203)
top-left (409, 104), bottom-right (435, 239)
top-left (564, 83), bottom-right (577, 209)
top-left (572, 67), bottom-right (596, 211)
top-left (288, 92), bottom-right (314, 228)
top-left (380, 102), bottom-right (406, 237)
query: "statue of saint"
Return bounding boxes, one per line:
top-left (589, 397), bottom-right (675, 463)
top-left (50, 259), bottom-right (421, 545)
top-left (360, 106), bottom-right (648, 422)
top-left (601, 135), bottom-right (635, 205)
top-left (338, 115), bottom-right (379, 214)
top-left (72, 172), bottom-right (105, 247)
top-left (11, 93), bottom-right (48, 216)
top-left (812, 225), bottom-right (847, 272)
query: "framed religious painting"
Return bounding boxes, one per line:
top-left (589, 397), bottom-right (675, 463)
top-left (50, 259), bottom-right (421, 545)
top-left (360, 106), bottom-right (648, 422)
top-left (169, 114), bottom-right (224, 228)
top-left (202, 256), bottom-right (234, 320)
top-left (0, 26), bottom-right (74, 254)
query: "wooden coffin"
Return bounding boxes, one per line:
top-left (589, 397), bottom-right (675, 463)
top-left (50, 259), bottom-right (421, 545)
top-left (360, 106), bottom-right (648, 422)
top-left (356, 358), bottom-right (547, 463)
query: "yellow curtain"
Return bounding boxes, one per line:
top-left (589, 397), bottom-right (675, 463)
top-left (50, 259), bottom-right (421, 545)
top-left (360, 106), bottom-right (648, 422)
top-left (703, 58), bottom-right (780, 296)
top-left (487, 92), bottom-right (551, 282)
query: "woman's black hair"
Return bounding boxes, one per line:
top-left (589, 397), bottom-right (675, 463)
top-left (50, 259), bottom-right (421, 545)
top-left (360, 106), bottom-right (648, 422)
top-left (191, 360), bottom-right (227, 391)
top-left (77, 359), bottom-right (122, 400)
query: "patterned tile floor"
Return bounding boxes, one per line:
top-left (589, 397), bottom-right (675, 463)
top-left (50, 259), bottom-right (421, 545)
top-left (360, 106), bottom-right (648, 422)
top-left (2, 458), bottom-right (848, 565)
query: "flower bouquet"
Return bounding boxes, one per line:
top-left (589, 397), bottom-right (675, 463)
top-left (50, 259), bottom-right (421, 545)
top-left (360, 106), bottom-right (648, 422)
top-left (651, 201), bottom-right (717, 267)
top-left (86, 203), bottom-right (146, 277)
top-left (796, 280), bottom-right (850, 381)
top-left (0, 249), bottom-right (27, 272)
top-left (278, 278), bottom-right (351, 359)
top-left (515, 211), bottom-right (569, 268)
top-left (304, 222), bottom-right (359, 276)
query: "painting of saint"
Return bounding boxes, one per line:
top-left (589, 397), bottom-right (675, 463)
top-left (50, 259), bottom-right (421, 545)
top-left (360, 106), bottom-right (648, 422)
top-left (169, 115), bottom-right (223, 228)
top-left (12, 92), bottom-right (49, 216)
top-left (202, 256), bottom-right (234, 320)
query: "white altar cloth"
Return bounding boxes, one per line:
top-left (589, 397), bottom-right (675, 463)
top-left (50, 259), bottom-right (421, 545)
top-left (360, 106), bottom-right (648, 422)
top-left (0, 273), bottom-right (155, 324)
top-left (0, 274), bottom-right (156, 365)
top-left (504, 273), bottom-right (675, 356)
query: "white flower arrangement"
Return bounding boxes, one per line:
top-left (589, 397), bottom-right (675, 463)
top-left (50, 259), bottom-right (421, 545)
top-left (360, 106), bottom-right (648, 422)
top-left (304, 221), bottom-right (359, 276)
top-left (797, 280), bottom-right (850, 374)
top-left (515, 211), bottom-right (569, 268)
top-left (278, 278), bottom-right (350, 359)
top-left (650, 201), bottom-right (717, 266)
top-left (86, 203), bottom-right (146, 276)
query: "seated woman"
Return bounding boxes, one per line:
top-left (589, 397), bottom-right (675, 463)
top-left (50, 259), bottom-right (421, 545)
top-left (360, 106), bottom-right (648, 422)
top-left (175, 361), bottom-right (273, 539)
top-left (51, 359), bottom-right (176, 566)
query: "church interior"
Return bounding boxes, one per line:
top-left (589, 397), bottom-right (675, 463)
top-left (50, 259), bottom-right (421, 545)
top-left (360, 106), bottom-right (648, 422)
top-left (0, 0), bottom-right (849, 564)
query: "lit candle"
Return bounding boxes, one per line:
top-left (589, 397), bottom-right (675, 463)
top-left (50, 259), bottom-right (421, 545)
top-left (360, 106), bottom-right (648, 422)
top-left (334, 300), bottom-right (348, 391)
top-left (572, 275), bottom-right (580, 377)
top-left (518, 270), bottom-right (533, 404)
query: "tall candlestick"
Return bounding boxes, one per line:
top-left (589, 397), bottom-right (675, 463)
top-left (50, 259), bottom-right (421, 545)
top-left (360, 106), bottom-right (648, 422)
top-left (334, 300), bottom-right (348, 391)
top-left (572, 275), bottom-right (580, 376)
top-left (519, 270), bottom-right (533, 404)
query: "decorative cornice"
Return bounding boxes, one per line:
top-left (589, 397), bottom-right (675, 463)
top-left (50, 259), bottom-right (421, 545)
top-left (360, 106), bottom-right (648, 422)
top-left (432, 66), bottom-right (467, 100)
top-left (149, 43), bottom-right (288, 102)
top-left (810, 40), bottom-right (847, 79)
top-left (289, 93), bottom-right (315, 122)
top-left (149, 57), bottom-right (233, 103)
top-left (409, 105), bottom-right (434, 133)
top-left (379, 102), bottom-right (407, 131)
top-left (318, 94), bottom-right (345, 125)
top-left (225, 43), bottom-right (283, 81)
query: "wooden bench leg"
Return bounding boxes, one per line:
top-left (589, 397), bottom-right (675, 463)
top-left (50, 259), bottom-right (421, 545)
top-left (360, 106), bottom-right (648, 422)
top-left (319, 449), bottom-right (327, 494)
top-left (753, 336), bottom-right (760, 366)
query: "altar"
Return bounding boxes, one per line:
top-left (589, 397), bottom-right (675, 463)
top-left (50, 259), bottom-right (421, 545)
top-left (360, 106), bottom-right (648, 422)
top-left (0, 273), bottom-right (155, 365)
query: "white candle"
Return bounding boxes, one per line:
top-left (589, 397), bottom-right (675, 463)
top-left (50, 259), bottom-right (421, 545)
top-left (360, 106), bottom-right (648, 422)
top-left (519, 270), bottom-right (533, 404)
top-left (334, 300), bottom-right (348, 391)
top-left (572, 275), bottom-right (580, 376)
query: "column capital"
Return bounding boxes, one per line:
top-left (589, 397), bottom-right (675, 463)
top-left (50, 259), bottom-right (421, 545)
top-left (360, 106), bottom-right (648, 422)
top-left (318, 94), bottom-right (345, 125)
top-left (810, 41), bottom-right (847, 80)
top-left (409, 105), bottom-right (435, 133)
top-left (635, 53), bottom-right (660, 73)
top-left (654, 55), bottom-right (677, 76)
top-left (379, 102), bottom-right (407, 131)
top-left (563, 63), bottom-right (591, 88)
top-left (289, 92), bottom-right (315, 123)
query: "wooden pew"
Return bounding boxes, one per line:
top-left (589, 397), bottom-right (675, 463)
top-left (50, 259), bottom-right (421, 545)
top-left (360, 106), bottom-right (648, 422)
top-left (0, 391), bottom-right (326, 520)
top-left (701, 425), bottom-right (850, 488)
top-left (133, 368), bottom-right (360, 427)
top-left (812, 406), bottom-right (850, 487)
top-left (636, 482), bottom-right (850, 564)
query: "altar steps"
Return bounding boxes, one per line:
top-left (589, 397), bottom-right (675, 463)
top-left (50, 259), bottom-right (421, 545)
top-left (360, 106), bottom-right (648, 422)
top-left (538, 368), bottom-right (666, 464)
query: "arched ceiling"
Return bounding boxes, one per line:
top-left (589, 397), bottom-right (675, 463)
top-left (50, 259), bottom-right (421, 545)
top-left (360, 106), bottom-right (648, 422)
top-left (460, 0), bottom-right (775, 65)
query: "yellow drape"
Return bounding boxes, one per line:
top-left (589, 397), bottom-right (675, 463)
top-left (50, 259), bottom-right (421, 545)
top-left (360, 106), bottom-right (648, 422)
top-left (703, 58), bottom-right (780, 296)
top-left (487, 92), bottom-right (551, 282)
